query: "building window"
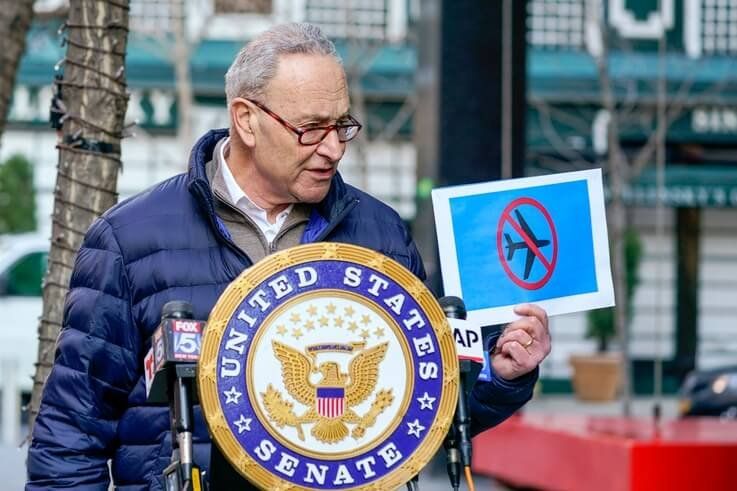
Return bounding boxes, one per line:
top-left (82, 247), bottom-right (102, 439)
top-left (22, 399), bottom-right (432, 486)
top-left (305, 0), bottom-right (389, 40)
top-left (130, 0), bottom-right (181, 34)
top-left (214, 0), bottom-right (272, 14)
top-left (527, 0), bottom-right (585, 50)
top-left (702, 0), bottom-right (737, 54)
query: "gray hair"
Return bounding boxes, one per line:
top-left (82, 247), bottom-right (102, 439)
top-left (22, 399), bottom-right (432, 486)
top-left (224, 23), bottom-right (342, 106)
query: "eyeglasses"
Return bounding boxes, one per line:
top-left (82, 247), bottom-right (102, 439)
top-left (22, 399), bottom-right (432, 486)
top-left (246, 99), bottom-right (362, 146)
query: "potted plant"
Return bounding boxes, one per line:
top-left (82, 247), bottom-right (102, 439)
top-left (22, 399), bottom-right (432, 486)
top-left (570, 229), bottom-right (642, 401)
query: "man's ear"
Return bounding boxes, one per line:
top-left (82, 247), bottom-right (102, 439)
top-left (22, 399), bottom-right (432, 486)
top-left (230, 98), bottom-right (257, 147)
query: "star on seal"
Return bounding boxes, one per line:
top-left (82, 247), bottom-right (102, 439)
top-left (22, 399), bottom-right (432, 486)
top-left (407, 419), bottom-right (426, 438)
top-left (234, 414), bottom-right (252, 434)
top-left (417, 392), bottom-right (436, 410)
top-left (224, 386), bottom-right (242, 405)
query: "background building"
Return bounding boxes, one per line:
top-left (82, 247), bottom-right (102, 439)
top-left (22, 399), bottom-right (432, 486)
top-left (526, 0), bottom-right (737, 393)
top-left (1, 0), bottom-right (420, 234)
top-left (1, 0), bottom-right (736, 399)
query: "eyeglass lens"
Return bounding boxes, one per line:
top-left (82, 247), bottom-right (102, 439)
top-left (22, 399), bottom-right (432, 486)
top-left (300, 125), bottom-right (360, 144)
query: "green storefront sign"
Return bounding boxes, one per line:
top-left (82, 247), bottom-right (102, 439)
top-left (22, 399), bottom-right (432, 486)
top-left (625, 165), bottom-right (737, 208)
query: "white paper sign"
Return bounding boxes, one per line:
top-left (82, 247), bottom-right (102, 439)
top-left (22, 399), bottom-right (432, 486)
top-left (432, 169), bottom-right (615, 326)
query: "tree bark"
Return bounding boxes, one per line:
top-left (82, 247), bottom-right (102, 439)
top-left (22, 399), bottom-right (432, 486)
top-left (171, 0), bottom-right (193, 154)
top-left (29, 0), bottom-right (130, 432)
top-left (594, 14), bottom-right (634, 415)
top-left (0, 0), bottom-right (35, 143)
top-left (608, 152), bottom-right (632, 415)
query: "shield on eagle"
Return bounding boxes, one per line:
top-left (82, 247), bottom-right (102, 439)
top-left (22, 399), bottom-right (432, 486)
top-left (316, 387), bottom-right (345, 418)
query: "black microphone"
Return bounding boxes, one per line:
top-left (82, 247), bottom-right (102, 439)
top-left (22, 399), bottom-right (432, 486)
top-left (440, 296), bottom-right (483, 490)
top-left (144, 301), bottom-right (205, 491)
top-left (144, 301), bottom-right (204, 403)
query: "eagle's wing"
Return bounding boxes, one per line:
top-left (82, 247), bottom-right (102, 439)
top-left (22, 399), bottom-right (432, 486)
top-left (272, 340), bottom-right (315, 407)
top-left (345, 342), bottom-right (389, 407)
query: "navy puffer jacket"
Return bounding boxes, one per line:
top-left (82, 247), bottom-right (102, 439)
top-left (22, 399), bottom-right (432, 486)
top-left (27, 130), bottom-right (536, 490)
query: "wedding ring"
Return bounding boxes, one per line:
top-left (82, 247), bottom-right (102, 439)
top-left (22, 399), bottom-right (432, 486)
top-left (523, 338), bottom-right (534, 348)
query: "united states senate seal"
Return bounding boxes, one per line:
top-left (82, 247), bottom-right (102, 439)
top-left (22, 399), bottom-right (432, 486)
top-left (198, 243), bottom-right (458, 490)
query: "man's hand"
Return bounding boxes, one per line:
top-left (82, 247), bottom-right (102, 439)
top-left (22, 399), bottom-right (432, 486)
top-left (491, 304), bottom-right (551, 381)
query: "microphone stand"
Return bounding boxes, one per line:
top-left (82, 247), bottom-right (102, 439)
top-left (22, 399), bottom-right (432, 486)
top-left (164, 363), bottom-right (200, 491)
top-left (456, 358), bottom-right (475, 468)
top-left (159, 301), bottom-right (205, 491)
top-left (443, 422), bottom-right (462, 491)
top-left (440, 296), bottom-right (475, 491)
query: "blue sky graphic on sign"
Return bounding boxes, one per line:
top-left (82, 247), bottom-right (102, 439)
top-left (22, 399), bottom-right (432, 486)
top-left (449, 179), bottom-right (597, 311)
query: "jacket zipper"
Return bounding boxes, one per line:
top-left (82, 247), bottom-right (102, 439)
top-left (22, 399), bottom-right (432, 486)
top-left (269, 216), bottom-right (308, 253)
top-left (197, 181), bottom-right (252, 266)
top-left (202, 180), bottom-right (359, 258)
top-left (212, 187), bottom-right (271, 255)
top-left (212, 186), bottom-right (311, 257)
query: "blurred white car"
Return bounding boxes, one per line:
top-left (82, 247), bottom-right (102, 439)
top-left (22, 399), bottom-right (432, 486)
top-left (0, 234), bottom-right (48, 395)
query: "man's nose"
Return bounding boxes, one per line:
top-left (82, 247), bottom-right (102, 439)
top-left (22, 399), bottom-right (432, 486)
top-left (317, 128), bottom-right (345, 160)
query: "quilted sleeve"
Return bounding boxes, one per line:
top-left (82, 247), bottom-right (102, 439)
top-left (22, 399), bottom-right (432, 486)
top-left (26, 218), bottom-right (140, 490)
top-left (468, 366), bottom-right (538, 435)
top-left (468, 327), bottom-right (538, 435)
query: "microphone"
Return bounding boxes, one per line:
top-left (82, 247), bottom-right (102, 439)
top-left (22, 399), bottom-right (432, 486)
top-left (144, 301), bottom-right (204, 403)
top-left (440, 296), bottom-right (484, 490)
top-left (144, 301), bottom-right (205, 491)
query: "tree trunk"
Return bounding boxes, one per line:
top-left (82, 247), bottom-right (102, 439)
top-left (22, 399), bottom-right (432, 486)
top-left (0, 0), bottom-right (35, 143)
top-left (594, 10), bottom-right (634, 415)
top-left (608, 146), bottom-right (632, 415)
top-left (171, 0), bottom-right (193, 154)
top-left (28, 0), bottom-right (130, 433)
top-left (604, 92), bottom-right (632, 413)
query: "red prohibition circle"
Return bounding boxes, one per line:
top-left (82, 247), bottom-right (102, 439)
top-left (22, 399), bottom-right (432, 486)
top-left (496, 197), bottom-right (558, 290)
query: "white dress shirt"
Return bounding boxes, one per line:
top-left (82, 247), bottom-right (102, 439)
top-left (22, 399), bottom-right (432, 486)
top-left (219, 138), bottom-right (293, 244)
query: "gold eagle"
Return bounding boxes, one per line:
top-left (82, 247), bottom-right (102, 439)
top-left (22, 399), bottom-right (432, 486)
top-left (261, 340), bottom-right (394, 444)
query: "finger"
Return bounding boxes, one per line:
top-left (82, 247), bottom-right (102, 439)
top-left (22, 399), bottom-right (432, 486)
top-left (501, 340), bottom-right (532, 365)
top-left (506, 315), bottom-right (546, 341)
top-left (503, 339), bottom-right (545, 370)
top-left (496, 328), bottom-right (534, 350)
top-left (514, 303), bottom-right (549, 329)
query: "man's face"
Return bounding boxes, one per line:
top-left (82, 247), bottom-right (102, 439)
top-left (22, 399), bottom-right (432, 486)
top-left (245, 54), bottom-right (350, 205)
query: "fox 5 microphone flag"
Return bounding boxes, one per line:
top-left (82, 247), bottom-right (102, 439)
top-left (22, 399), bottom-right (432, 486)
top-left (432, 169), bottom-right (614, 326)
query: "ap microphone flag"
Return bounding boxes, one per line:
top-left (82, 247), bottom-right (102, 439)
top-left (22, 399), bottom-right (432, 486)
top-left (448, 318), bottom-right (484, 364)
top-left (432, 169), bottom-right (614, 326)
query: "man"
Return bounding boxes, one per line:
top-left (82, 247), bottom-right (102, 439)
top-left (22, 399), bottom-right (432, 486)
top-left (27, 23), bottom-right (550, 490)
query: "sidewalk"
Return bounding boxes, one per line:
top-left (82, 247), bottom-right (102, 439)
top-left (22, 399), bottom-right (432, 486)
top-left (0, 439), bottom-right (26, 490)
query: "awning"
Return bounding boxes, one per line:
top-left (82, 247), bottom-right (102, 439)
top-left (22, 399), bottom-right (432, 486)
top-left (17, 21), bottom-right (415, 98)
top-left (529, 164), bottom-right (737, 208)
top-left (623, 165), bottom-right (737, 208)
top-left (529, 49), bottom-right (737, 104)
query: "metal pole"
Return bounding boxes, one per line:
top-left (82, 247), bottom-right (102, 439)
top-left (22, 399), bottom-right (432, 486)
top-left (501, 0), bottom-right (513, 179)
top-left (653, 0), bottom-right (667, 418)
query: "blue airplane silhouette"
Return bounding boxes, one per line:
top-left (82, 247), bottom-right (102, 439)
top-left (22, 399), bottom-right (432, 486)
top-left (504, 209), bottom-right (551, 280)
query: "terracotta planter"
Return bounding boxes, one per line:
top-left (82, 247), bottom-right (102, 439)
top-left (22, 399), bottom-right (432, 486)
top-left (569, 353), bottom-right (622, 402)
